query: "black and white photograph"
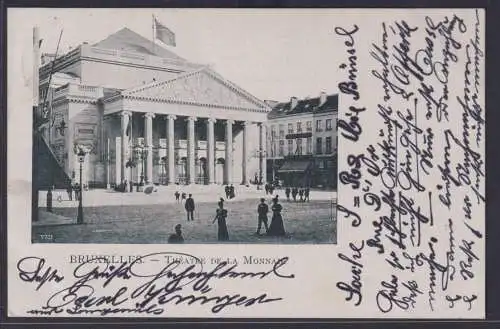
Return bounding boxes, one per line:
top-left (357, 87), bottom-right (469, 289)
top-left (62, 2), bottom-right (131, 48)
top-left (30, 10), bottom-right (338, 244)
top-left (7, 7), bottom-right (486, 318)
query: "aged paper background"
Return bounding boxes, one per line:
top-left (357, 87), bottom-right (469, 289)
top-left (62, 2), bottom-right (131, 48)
top-left (7, 8), bottom-right (485, 318)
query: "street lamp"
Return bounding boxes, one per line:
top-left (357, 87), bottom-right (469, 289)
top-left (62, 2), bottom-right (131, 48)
top-left (76, 148), bottom-right (86, 224)
top-left (134, 144), bottom-right (148, 190)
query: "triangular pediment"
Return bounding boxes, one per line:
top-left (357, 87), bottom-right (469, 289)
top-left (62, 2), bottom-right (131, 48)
top-left (123, 68), bottom-right (269, 111)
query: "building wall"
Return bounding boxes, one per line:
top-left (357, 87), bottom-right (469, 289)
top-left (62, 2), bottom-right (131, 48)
top-left (80, 60), bottom-right (180, 90)
top-left (267, 111), bottom-right (337, 159)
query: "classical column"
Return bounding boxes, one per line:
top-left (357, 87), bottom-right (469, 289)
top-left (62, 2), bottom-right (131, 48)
top-left (187, 116), bottom-right (197, 184)
top-left (224, 119), bottom-right (234, 184)
top-left (120, 111), bottom-right (131, 183)
top-left (144, 112), bottom-right (155, 184)
top-left (259, 122), bottom-right (267, 184)
top-left (242, 121), bottom-right (250, 185)
top-left (207, 117), bottom-right (216, 184)
top-left (166, 114), bottom-right (176, 185)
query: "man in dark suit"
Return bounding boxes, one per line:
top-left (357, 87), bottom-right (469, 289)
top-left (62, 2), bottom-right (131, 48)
top-left (185, 194), bottom-right (195, 221)
top-left (168, 224), bottom-right (184, 243)
top-left (256, 198), bottom-right (269, 235)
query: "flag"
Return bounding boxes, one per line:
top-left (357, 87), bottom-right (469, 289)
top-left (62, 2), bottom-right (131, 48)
top-left (154, 18), bottom-right (176, 47)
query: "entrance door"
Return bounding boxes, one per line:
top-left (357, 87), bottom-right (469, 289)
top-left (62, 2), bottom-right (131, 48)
top-left (215, 158), bottom-right (225, 184)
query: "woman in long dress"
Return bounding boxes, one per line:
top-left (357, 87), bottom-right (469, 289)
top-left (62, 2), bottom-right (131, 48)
top-left (267, 196), bottom-right (286, 237)
top-left (213, 198), bottom-right (229, 241)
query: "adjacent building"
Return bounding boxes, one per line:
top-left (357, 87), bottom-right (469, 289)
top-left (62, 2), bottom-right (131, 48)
top-left (265, 92), bottom-right (338, 188)
top-left (38, 28), bottom-right (271, 188)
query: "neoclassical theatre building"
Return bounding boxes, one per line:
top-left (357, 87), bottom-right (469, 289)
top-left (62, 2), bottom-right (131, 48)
top-left (39, 28), bottom-right (271, 188)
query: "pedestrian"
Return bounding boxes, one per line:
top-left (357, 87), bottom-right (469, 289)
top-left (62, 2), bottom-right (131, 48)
top-left (230, 184), bottom-right (235, 199)
top-left (174, 191), bottom-right (180, 203)
top-left (74, 183), bottom-right (80, 201)
top-left (299, 188), bottom-right (304, 202)
top-left (168, 224), bottom-right (185, 243)
top-left (123, 180), bottom-right (128, 193)
top-left (265, 183), bottom-right (269, 195)
top-left (285, 187), bottom-right (291, 201)
top-left (185, 194), bottom-right (195, 221)
top-left (225, 185), bottom-right (230, 199)
top-left (292, 187), bottom-right (298, 202)
top-left (256, 198), bottom-right (269, 235)
top-left (181, 192), bottom-right (187, 203)
top-left (269, 185), bottom-right (275, 195)
top-left (305, 187), bottom-right (310, 202)
top-left (213, 198), bottom-right (229, 241)
top-left (46, 187), bottom-right (53, 213)
top-left (67, 184), bottom-right (73, 201)
top-left (267, 195), bottom-right (286, 237)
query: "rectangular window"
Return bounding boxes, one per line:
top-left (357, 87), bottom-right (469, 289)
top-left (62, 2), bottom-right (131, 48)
top-left (296, 138), bottom-right (303, 155)
top-left (279, 124), bottom-right (285, 139)
top-left (306, 121), bottom-right (312, 132)
top-left (297, 121), bottom-right (302, 133)
top-left (316, 137), bottom-right (323, 154)
top-left (288, 123), bottom-right (293, 134)
top-left (316, 120), bottom-right (323, 132)
top-left (326, 137), bottom-right (332, 154)
top-left (279, 140), bottom-right (284, 156)
top-left (326, 119), bottom-right (332, 131)
top-left (288, 140), bottom-right (293, 155)
top-left (307, 137), bottom-right (312, 154)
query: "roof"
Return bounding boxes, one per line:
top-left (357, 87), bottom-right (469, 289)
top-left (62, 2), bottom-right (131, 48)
top-left (268, 94), bottom-right (338, 119)
top-left (93, 28), bottom-right (185, 61)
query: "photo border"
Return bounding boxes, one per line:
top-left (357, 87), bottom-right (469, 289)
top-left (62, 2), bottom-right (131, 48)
top-left (1, 0), bottom-right (499, 327)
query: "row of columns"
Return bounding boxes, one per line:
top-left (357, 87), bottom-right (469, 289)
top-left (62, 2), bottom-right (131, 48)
top-left (119, 111), bottom-right (267, 185)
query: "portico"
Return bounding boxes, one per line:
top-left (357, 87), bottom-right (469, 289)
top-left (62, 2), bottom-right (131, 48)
top-left (103, 67), bottom-right (270, 186)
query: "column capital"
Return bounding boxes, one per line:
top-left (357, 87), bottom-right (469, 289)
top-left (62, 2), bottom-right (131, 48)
top-left (207, 117), bottom-right (217, 124)
top-left (225, 119), bottom-right (235, 125)
top-left (120, 110), bottom-right (132, 118)
top-left (144, 112), bottom-right (155, 119)
top-left (258, 121), bottom-right (267, 127)
top-left (166, 114), bottom-right (177, 121)
top-left (186, 116), bottom-right (197, 122)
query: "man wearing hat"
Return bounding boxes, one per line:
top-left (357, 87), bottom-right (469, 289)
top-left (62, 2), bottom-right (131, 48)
top-left (256, 197), bottom-right (269, 235)
top-left (168, 224), bottom-right (184, 243)
top-left (185, 194), bottom-right (195, 221)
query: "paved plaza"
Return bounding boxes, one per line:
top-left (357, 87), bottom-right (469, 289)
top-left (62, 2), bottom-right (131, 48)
top-left (33, 187), bottom-right (337, 244)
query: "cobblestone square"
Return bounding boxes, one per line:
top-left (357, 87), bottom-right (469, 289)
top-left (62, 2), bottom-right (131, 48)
top-left (33, 190), bottom-right (336, 244)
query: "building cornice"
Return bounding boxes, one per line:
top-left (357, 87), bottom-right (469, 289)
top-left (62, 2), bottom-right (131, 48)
top-left (123, 94), bottom-right (269, 114)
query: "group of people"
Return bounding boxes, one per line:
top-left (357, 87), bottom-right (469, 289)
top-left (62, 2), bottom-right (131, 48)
top-left (167, 194), bottom-right (287, 243)
top-left (285, 187), bottom-right (310, 202)
top-left (224, 184), bottom-right (236, 199)
top-left (264, 183), bottom-right (276, 195)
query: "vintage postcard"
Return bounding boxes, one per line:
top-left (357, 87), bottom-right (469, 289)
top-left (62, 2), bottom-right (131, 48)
top-left (7, 8), bottom-right (484, 318)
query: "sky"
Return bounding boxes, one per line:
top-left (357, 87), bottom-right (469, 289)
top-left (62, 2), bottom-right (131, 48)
top-left (7, 8), bottom-right (356, 101)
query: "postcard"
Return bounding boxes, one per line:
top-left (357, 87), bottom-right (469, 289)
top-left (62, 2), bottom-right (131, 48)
top-left (6, 8), bottom-right (485, 318)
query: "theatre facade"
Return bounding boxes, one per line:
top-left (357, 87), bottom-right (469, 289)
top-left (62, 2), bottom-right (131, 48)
top-left (39, 28), bottom-right (270, 188)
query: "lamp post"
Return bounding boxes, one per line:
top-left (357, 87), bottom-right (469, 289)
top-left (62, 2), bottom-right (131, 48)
top-left (134, 144), bottom-right (148, 190)
top-left (76, 148), bottom-right (86, 224)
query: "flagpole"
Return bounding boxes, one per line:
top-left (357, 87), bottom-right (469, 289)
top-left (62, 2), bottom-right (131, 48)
top-left (152, 14), bottom-right (156, 54)
top-left (43, 29), bottom-right (63, 129)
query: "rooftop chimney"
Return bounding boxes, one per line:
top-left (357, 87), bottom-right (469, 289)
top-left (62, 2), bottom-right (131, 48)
top-left (290, 96), bottom-right (298, 110)
top-left (319, 92), bottom-right (327, 106)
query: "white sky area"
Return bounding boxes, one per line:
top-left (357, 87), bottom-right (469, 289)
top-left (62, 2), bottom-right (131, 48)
top-left (7, 8), bottom-right (364, 102)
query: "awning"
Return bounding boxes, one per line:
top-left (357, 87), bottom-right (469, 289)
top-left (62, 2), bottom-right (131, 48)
top-left (277, 160), bottom-right (312, 173)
